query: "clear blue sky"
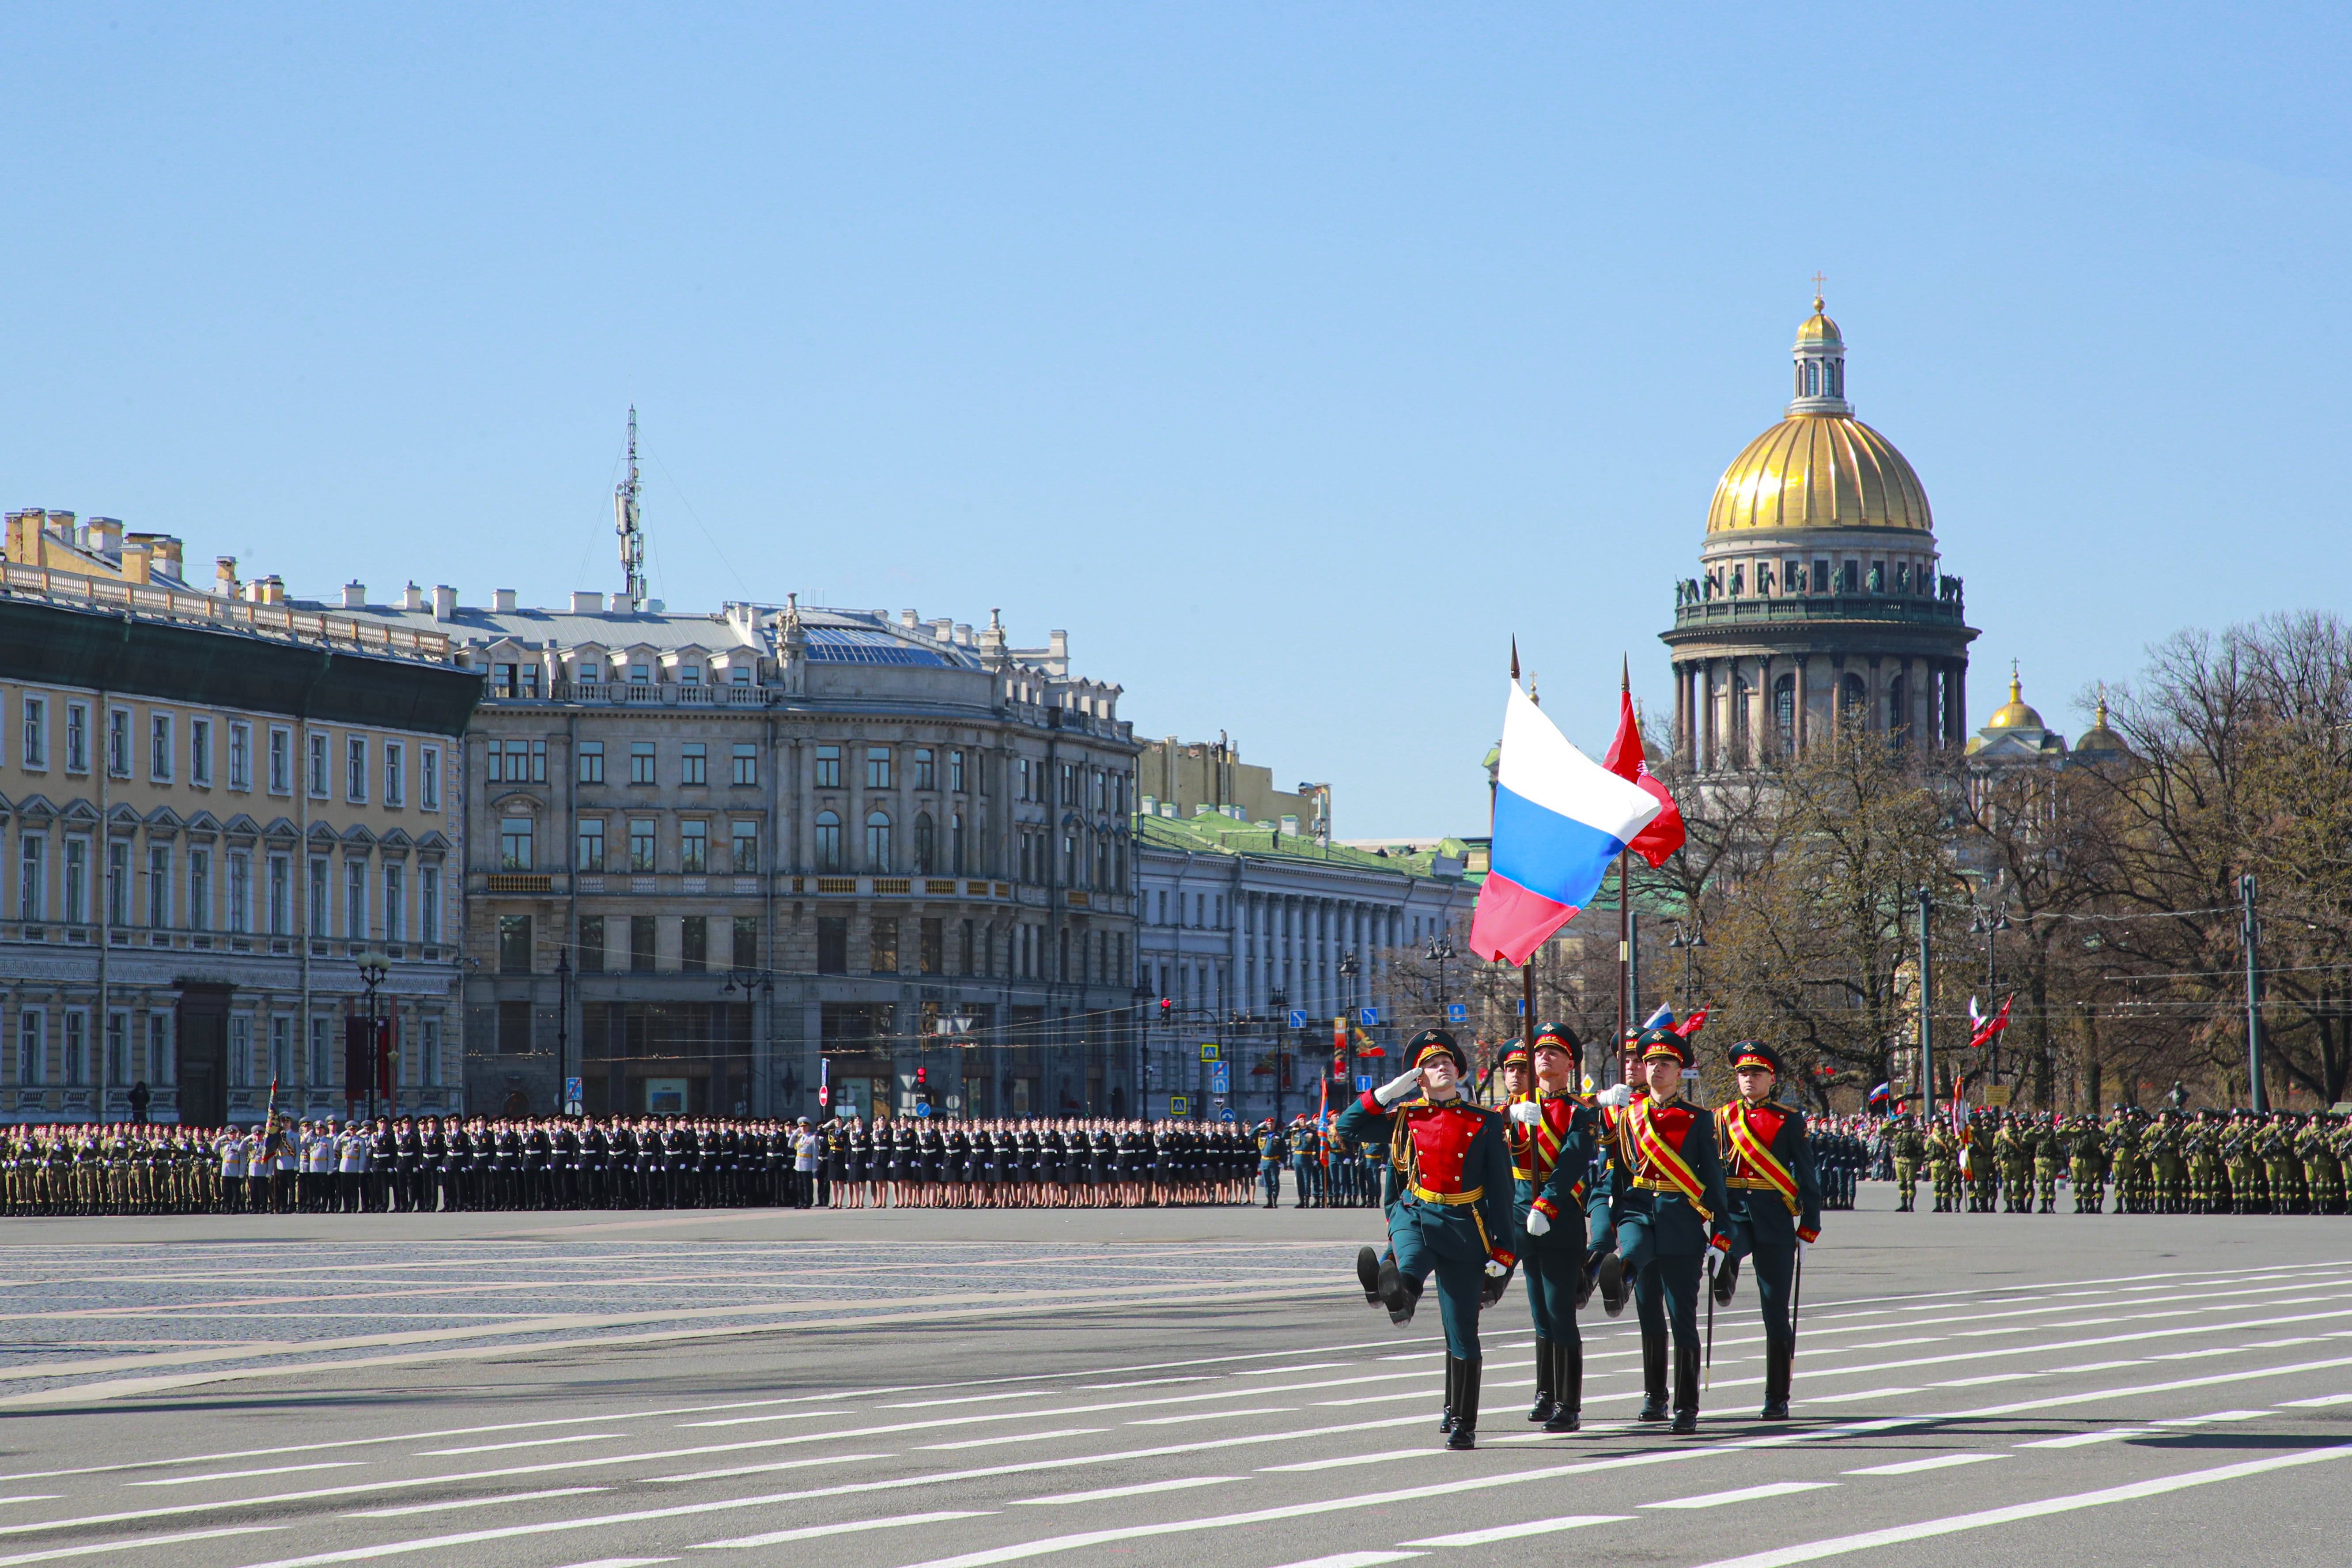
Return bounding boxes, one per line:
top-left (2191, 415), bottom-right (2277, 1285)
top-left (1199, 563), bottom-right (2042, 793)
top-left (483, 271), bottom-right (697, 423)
top-left (4, 5), bottom-right (2346, 836)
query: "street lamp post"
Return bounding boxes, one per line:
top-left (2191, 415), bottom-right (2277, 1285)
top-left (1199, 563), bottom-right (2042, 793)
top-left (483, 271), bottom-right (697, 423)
top-left (1970, 902), bottom-right (2011, 1085)
top-left (1425, 935), bottom-right (1455, 1020)
top-left (1268, 987), bottom-right (1287, 1126)
top-left (356, 948), bottom-right (389, 1124)
top-left (555, 946), bottom-right (572, 1117)
top-left (1667, 923), bottom-right (1708, 1006)
top-left (720, 966), bottom-right (777, 1117)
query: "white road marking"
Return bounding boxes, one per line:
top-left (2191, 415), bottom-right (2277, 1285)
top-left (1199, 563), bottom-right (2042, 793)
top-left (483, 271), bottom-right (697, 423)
top-left (688, 1510), bottom-right (995, 1549)
top-left (1126, 1408), bottom-right (1296, 1426)
top-left (1843, 1454), bottom-right (2006, 1476)
top-left (347, 1488), bottom-right (610, 1517)
top-left (1398, 1515), bottom-right (1630, 1545)
top-left (1010, 1476), bottom-right (1239, 1506)
top-left (2281, 1391), bottom-right (2352, 1407)
top-left (546, 1560), bottom-right (675, 1568)
top-left (1080, 1377), bottom-right (1209, 1389)
top-left (918, 1430), bottom-right (1104, 1451)
top-left (1687, 1443), bottom-right (2352, 1568)
top-left (2018, 1427), bottom-right (2155, 1449)
top-left (0, 1503), bottom-right (57, 1510)
top-left (418, 1434), bottom-right (627, 1456)
top-left (126, 1463), bottom-right (367, 1487)
top-left (1259, 1450), bottom-right (1429, 1473)
top-left (2152, 1409), bottom-right (2267, 1424)
top-left (881, 1392), bottom-right (1049, 1409)
top-left (1260, 1555), bottom-right (1426, 1568)
top-left (0, 1526), bottom-right (287, 1566)
top-left (1644, 1481), bottom-right (1838, 1509)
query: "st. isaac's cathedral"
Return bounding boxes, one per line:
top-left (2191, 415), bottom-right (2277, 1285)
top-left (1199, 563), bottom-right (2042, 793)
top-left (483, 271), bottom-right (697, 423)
top-left (1661, 295), bottom-right (1978, 771)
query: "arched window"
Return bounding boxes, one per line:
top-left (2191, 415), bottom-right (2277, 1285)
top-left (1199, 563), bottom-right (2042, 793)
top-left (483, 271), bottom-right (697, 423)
top-left (865, 811), bottom-right (892, 873)
top-left (814, 810), bottom-right (842, 873)
top-left (950, 812), bottom-right (965, 877)
top-left (913, 812), bottom-right (935, 876)
top-left (1840, 673), bottom-right (1870, 729)
top-left (1804, 361), bottom-right (1820, 396)
top-left (1773, 674), bottom-right (1796, 742)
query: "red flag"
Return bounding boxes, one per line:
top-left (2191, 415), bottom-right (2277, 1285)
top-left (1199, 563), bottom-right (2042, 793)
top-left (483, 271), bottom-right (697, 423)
top-left (1969, 994), bottom-right (2013, 1051)
top-left (1670, 1005), bottom-right (1709, 1040)
top-left (1603, 691), bottom-right (1685, 868)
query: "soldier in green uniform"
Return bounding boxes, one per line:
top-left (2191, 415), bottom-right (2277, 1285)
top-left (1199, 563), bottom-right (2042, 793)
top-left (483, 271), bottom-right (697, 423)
top-left (2068, 1114), bottom-right (2108, 1213)
top-left (2258, 1113), bottom-right (2303, 1214)
top-left (1925, 1122), bottom-right (1958, 1213)
top-left (2106, 1110), bottom-right (2145, 1215)
top-left (1505, 1023), bottom-right (1599, 1432)
top-left (2298, 1113), bottom-right (2342, 1216)
top-left (1888, 1114), bottom-right (1925, 1211)
top-left (2185, 1110), bottom-right (2219, 1213)
top-left (1996, 1115), bottom-right (2032, 1213)
top-left (2031, 1113), bottom-right (2061, 1213)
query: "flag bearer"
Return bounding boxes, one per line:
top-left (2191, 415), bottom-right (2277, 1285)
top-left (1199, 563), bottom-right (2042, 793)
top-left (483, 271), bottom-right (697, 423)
top-left (1711, 1041), bottom-right (1822, 1420)
top-left (1337, 1029), bottom-right (1516, 1451)
top-left (1592, 1027), bottom-right (1729, 1435)
top-left (1508, 1022), bottom-right (1600, 1432)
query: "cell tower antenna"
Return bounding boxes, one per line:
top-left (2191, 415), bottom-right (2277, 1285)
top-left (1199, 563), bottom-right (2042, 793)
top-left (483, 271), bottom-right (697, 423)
top-left (615, 406), bottom-right (647, 611)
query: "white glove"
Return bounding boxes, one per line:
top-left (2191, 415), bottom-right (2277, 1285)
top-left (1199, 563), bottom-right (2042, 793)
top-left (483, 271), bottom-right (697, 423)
top-left (1373, 1068), bottom-right (1423, 1107)
top-left (1509, 1101), bottom-right (1545, 1126)
top-left (1799, 1239), bottom-right (1811, 1261)
top-left (1597, 1083), bottom-right (1634, 1108)
top-left (1484, 1258), bottom-right (1510, 1279)
top-left (1524, 1208), bottom-right (1552, 1237)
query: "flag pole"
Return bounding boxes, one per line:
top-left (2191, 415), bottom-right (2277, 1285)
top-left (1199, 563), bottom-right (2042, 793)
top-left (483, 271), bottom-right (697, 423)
top-left (1615, 656), bottom-right (1631, 1085)
top-left (1521, 642), bottom-right (1540, 1063)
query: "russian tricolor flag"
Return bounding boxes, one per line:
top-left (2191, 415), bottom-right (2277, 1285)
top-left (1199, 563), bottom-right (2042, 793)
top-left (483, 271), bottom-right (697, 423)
top-left (1469, 680), bottom-right (1666, 967)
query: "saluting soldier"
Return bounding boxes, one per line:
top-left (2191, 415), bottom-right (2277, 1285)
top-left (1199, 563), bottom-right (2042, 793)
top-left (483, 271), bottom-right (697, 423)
top-left (1337, 1028), bottom-right (1516, 1451)
top-left (1592, 1026), bottom-right (1731, 1435)
top-left (1505, 1022), bottom-right (1599, 1433)
top-left (1711, 1041), bottom-right (1822, 1420)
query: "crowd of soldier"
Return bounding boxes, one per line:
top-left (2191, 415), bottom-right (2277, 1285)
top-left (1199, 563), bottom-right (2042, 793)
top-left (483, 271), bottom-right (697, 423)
top-left (1879, 1107), bottom-right (2350, 1215)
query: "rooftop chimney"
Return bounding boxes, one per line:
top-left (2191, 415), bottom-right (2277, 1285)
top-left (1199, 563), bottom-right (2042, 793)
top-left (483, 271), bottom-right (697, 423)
top-left (86, 518), bottom-right (123, 557)
top-left (120, 540), bottom-right (153, 585)
top-left (431, 585), bottom-right (458, 621)
top-left (571, 590), bottom-right (605, 614)
top-left (342, 581), bottom-right (367, 609)
top-left (492, 588), bottom-right (518, 613)
top-left (215, 556), bottom-right (240, 598)
top-left (401, 582), bottom-right (426, 610)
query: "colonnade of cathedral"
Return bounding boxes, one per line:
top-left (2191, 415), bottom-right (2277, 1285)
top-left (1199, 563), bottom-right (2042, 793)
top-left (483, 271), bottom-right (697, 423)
top-left (1671, 649), bottom-right (1968, 769)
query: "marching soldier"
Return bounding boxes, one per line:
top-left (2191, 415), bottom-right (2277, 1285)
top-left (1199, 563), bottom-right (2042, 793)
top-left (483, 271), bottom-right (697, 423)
top-left (2031, 1113), bottom-right (2062, 1213)
top-left (1711, 1042), bottom-right (1822, 1420)
top-left (2069, 1113), bottom-right (2109, 1212)
top-left (1505, 1023), bottom-right (1599, 1433)
top-left (1592, 1026), bottom-right (1731, 1436)
top-left (1925, 1120), bottom-right (1957, 1213)
top-left (1338, 1029), bottom-right (1516, 1451)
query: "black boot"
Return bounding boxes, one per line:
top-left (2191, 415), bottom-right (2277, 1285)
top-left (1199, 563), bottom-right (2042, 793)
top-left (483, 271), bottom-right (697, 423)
top-left (1526, 1336), bottom-right (1555, 1423)
top-left (1712, 1254), bottom-right (1739, 1307)
top-left (1446, 1357), bottom-right (1481, 1450)
top-left (1356, 1247), bottom-right (1382, 1305)
top-left (1598, 1252), bottom-right (1628, 1318)
top-left (1379, 1256), bottom-right (1415, 1326)
top-left (1671, 1340), bottom-right (1701, 1435)
top-left (1761, 1334), bottom-right (1791, 1420)
top-left (1637, 1329), bottom-right (1669, 1421)
top-left (1438, 1354), bottom-right (1457, 1433)
top-left (1545, 1338), bottom-right (1582, 1432)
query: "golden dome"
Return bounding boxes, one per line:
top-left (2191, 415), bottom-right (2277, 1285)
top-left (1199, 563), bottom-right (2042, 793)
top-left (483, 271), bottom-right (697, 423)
top-left (1705, 412), bottom-right (1932, 533)
top-left (1986, 672), bottom-right (2045, 731)
top-left (2075, 691), bottom-right (2129, 756)
top-left (1796, 297), bottom-right (1842, 346)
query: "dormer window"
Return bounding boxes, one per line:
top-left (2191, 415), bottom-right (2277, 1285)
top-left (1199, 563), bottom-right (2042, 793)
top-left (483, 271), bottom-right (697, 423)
top-left (680, 665), bottom-right (702, 685)
top-left (629, 663), bottom-right (650, 684)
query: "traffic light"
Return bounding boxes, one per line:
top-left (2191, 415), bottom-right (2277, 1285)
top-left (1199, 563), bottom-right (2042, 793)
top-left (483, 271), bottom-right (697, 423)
top-left (915, 1066), bottom-right (929, 1089)
top-left (1159, 997), bottom-right (1174, 1022)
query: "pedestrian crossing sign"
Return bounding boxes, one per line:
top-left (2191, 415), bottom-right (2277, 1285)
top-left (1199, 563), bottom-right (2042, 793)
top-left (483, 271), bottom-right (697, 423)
top-left (1169, 1096), bottom-right (1190, 1117)
top-left (1199, 1043), bottom-right (1220, 1062)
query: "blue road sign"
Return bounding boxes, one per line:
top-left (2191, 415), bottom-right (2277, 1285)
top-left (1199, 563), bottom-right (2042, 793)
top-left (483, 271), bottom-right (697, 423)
top-left (1359, 1007), bottom-right (1381, 1026)
top-left (915, 1101), bottom-right (931, 1117)
top-left (1447, 1003), bottom-right (1467, 1023)
top-left (1219, 1107), bottom-right (1236, 1122)
top-left (1356, 1075), bottom-right (1374, 1092)
top-left (1210, 1067), bottom-right (1230, 1093)
top-left (1169, 1095), bottom-right (1190, 1117)
top-left (1286, 1009), bottom-right (1308, 1029)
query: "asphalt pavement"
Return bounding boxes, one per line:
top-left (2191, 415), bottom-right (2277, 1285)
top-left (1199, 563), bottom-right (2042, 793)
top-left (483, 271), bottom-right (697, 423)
top-left (0, 1186), bottom-right (2348, 1568)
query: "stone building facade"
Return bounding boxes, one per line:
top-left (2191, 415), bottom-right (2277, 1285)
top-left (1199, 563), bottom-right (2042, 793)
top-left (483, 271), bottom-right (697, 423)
top-left (328, 588), bottom-right (1141, 1123)
top-left (1662, 296), bottom-right (1978, 767)
top-left (0, 514), bottom-right (478, 1125)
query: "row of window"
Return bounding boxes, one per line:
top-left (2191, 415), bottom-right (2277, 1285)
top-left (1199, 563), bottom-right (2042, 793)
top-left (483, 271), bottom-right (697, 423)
top-left (490, 658), bottom-right (756, 697)
top-left (515, 738), bottom-right (1131, 812)
top-left (0, 691), bottom-right (443, 808)
top-left (7, 835), bottom-right (441, 941)
top-left (1716, 557), bottom-right (1936, 599)
top-left (491, 911), bottom-right (1128, 989)
top-left (8, 1009), bottom-right (444, 1089)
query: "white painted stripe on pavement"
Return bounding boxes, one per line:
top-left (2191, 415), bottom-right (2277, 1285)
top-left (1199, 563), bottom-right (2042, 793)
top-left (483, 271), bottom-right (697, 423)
top-left (419, 1435), bottom-right (626, 1456)
top-left (546, 1560), bottom-right (674, 1568)
top-left (2017, 1427), bottom-right (2154, 1450)
top-left (2281, 1391), bottom-right (2352, 1407)
top-left (1260, 1554), bottom-right (1425, 1568)
top-left (347, 1488), bottom-right (610, 1518)
top-left (1259, 1450), bottom-right (1428, 1474)
top-left (1843, 1454), bottom-right (2005, 1476)
top-left (127, 1463), bottom-right (366, 1487)
top-left (1010, 1476), bottom-right (1239, 1506)
top-left (1126, 1408), bottom-right (1297, 1426)
top-left (919, 1430), bottom-right (1103, 1451)
top-left (2152, 1409), bottom-right (2266, 1424)
top-left (1398, 1515), bottom-right (1629, 1546)
top-left (0, 1504), bottom-right (57, 1510)
top-left (1645, 1481), bottom-right (1837, 1509)
top-left (0, 1527), bottom-right (287, 1567)
top-left (1687, 1443), bottom-right (2352, 1568)
top-left (689, 1510), bottom-right (994, 1549)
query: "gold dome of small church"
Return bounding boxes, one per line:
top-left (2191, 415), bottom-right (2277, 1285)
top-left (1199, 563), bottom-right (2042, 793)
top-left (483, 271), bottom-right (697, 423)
top-left (1985, 671), bottom-right (2045, 731)
top-left (1705, 293), bottom-right (1932, 536)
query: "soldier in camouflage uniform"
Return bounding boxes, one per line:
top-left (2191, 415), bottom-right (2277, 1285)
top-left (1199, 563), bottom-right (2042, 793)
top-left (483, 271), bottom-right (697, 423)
top-left (2031, 1113), bottom-right (2061, 1213)
top-left (1925, 1122), bottom-right (1958, 1213)
top-left (2068, 1114), bottom-right (2108, 1213)
top-left (1888, 1115), bottom-right (1925, 1211)
top-left (2257, 1113), bottom-right (2302, 1214)
top-left (2298, 1112), bottom-right (2343, 1216)
top-left (2149, 1110), bottom-right (2188, 1213)
top-left (1995, 1114), bottom-right (2032, 1213)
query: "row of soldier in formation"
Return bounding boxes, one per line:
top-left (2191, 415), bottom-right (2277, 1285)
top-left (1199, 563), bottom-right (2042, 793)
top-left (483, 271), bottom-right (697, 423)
top-left (1882, 1106), bottom-right (2351, 1214)
top-left (1342, 1017), bottom-right (1821, 1450)
top-left (0, 1115), bottom-right (1308, 1215)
